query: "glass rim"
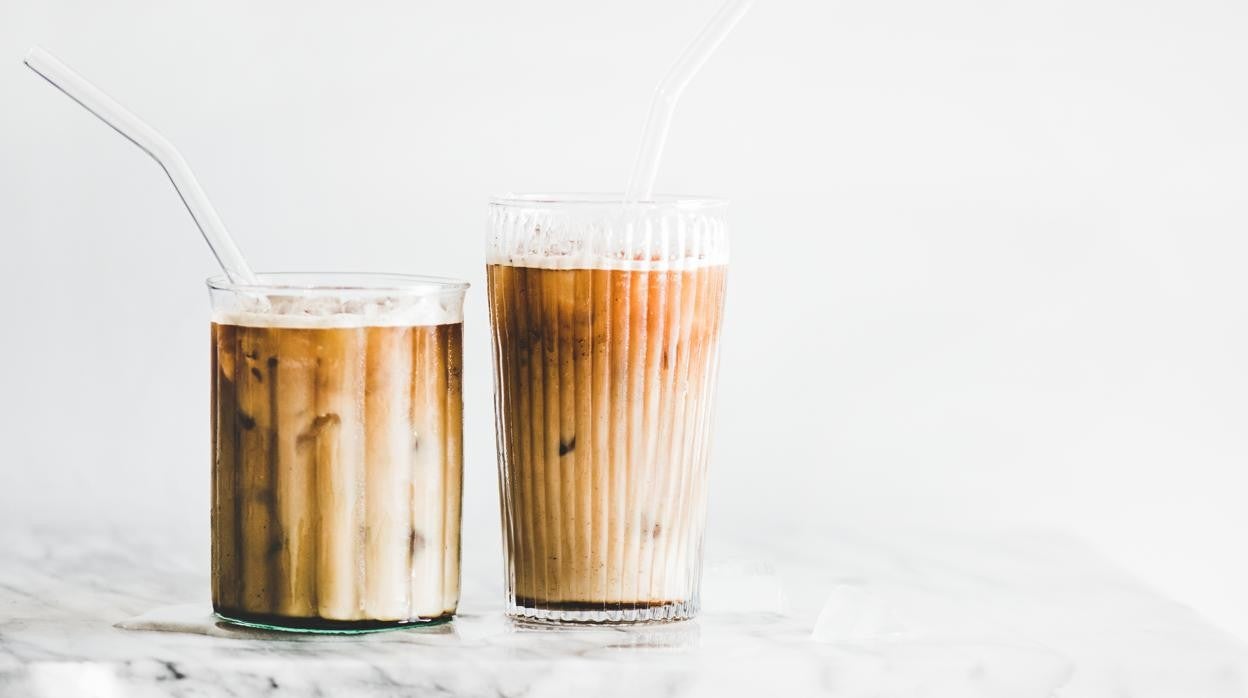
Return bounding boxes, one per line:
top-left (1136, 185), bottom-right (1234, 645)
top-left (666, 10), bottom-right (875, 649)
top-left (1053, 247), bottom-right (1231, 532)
top-left (207, 271), bottom-right (470, 295)
top-left (489, 192), bottom-right (729, 209)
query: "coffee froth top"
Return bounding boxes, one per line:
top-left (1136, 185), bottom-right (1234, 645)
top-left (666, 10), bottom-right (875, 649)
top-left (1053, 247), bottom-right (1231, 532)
top-left (485, 251), bottom-right (728, 271)
top-left (213, 295), bottom-right (463, 328)
top-left (486, 195), bottom-right (729, 272)
top-left (208, 273), bottom-right (468, 328)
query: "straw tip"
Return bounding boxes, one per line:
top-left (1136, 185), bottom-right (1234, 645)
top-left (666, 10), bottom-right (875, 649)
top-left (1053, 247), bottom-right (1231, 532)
top-left (23, 46), bottom-right (48, 69)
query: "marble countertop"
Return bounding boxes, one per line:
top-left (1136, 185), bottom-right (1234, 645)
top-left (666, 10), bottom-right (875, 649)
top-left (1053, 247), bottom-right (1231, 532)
top-left (1, 524), bottom-right (1245, 698)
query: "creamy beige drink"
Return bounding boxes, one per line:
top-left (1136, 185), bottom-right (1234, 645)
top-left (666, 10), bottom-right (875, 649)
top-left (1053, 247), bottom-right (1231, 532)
top-left (487, 194), bottom-right (729, 623)
top-left (209, 274), bottom-right (467, 631)
top-left (488, 264), bottom-right (726, 617)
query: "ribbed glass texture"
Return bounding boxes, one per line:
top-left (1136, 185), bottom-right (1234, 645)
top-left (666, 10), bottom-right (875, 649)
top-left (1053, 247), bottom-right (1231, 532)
top-left (486, 195), bottom-right (728, 623)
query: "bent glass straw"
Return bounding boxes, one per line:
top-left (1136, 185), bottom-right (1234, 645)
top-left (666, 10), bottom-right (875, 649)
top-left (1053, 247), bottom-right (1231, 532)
top-left (623, 0), bottom-right (754, 203)
top-left (24, 47), bottom-right (257, 284)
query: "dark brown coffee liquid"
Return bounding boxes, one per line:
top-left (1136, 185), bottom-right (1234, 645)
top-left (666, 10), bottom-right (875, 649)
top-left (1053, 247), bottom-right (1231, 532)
top-left (211, 321), bottom-right (462, 628)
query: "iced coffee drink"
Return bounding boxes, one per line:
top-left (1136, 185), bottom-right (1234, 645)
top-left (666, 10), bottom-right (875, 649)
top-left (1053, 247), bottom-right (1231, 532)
top-left (487, 195), bottom-right (728, 623)
top-left (208, 273), bottom-right (468, 631)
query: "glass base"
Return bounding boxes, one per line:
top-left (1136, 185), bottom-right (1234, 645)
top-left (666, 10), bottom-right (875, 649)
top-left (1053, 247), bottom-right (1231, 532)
top-left (506, 597), bottom-right (698, 625)
top-left (214, 608), bottom-right (452, 634)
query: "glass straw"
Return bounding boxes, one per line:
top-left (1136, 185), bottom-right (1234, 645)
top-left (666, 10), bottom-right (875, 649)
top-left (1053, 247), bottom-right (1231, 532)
top-left (623, 0), bottom-right (754, 203)
top-left (23, 47), bottom-right (257, 284)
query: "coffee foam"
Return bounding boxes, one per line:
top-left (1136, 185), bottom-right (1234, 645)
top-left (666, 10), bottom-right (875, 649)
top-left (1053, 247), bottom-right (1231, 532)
top-left (213, 293), bottom-right (462, 329)
top-left (485, 251), bottom-right (727, 271)
top-left (486, 203), bottom-right (729, 271)
top-left (485, 225), bottom-right (730, 271)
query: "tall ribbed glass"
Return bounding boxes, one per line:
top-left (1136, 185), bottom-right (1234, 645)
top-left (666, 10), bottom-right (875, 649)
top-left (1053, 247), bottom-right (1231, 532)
top-left (486, 194), bottom-right (729, 623)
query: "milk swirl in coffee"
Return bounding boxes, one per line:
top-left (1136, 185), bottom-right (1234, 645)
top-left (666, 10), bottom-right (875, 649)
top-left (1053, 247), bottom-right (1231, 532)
top-left (210, 288), bottom-right (463, 630)
top-left (487, 198), bottom-right (729, 622)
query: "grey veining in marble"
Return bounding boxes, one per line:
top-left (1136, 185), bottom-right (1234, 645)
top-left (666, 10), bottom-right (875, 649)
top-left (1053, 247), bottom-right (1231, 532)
top-left (1, 525), bottom-right (1244, 697)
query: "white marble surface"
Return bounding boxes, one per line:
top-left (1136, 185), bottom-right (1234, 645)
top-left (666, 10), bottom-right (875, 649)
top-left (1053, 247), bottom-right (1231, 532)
top-left (1, 524), bottom-right (1245, 697)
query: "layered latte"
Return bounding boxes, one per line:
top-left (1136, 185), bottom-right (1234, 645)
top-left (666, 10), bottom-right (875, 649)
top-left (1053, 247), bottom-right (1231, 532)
top-left (487, 211), bottom-right (729, 622)
top-left (210, 289), bottom-right (463, 630)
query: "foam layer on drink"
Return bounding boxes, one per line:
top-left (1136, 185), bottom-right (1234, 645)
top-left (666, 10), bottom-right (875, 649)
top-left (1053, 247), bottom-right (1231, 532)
top-left (486, 248), bottom-right (728, 271)
top-left (213, 293), bottom-right (463, 329)
top-left (486, 206), bottom-right (729, 271)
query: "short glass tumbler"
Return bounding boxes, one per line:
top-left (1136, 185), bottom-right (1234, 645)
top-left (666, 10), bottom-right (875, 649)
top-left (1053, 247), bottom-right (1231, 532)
top-left (486, 194), bottom-right (729, 623)
top-left (208, 273), bottom-right (468, 632)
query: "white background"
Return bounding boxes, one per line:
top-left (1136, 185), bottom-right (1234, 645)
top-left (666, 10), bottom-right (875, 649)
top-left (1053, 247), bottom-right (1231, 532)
top-left (3, 0), bottom-right (1247, 640)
